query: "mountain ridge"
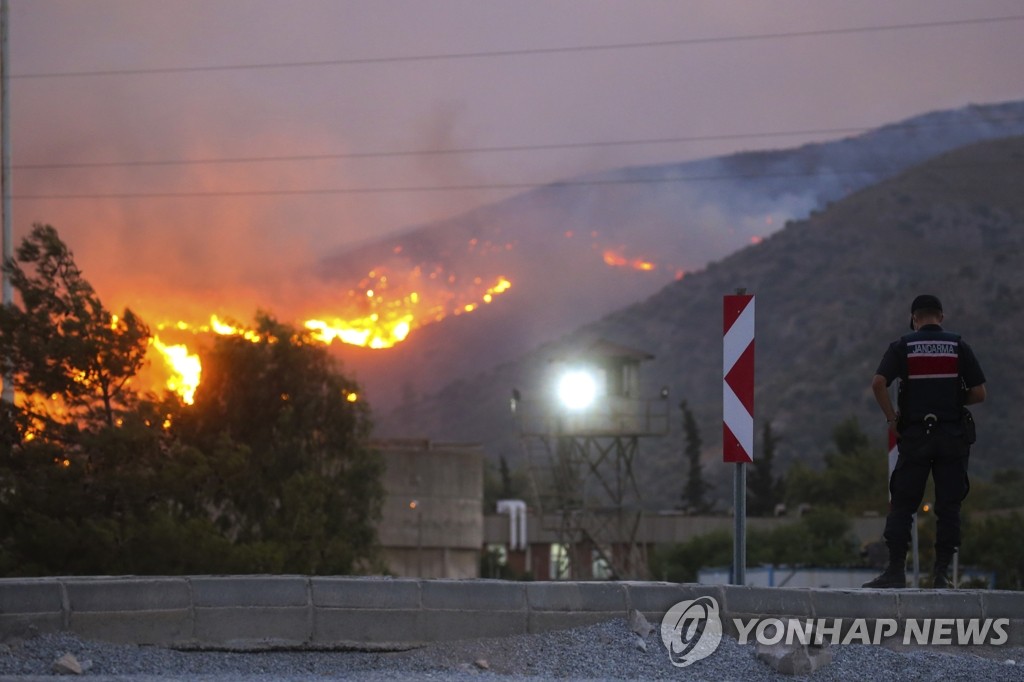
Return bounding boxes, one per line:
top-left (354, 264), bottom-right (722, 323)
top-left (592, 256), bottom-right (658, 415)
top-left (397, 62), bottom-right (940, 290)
top-left (379, 134), bottom-right (1024, 508)
top-left (321, 100), bottom-right (1024, 414)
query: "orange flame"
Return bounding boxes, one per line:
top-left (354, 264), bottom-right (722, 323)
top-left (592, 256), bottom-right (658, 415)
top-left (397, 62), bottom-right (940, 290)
top-left (166, 315), bottom-right (262, 342)
top-left (305, 313), bottom-right (413, 349)
top-left (150, 337), bottom-right (201, 405)
top-left (145, 269), bottom-right (513, 404)
top-left (304, 272), bottom-right (511, 348)
top-left (602, 249), bottom-right (656, 272)
top-left (209, 315), bottom-right (263, 342)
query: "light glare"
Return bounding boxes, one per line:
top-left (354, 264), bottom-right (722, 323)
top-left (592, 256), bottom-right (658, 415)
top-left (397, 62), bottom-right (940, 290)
top-left (557, 370), bottom-right (598, 410)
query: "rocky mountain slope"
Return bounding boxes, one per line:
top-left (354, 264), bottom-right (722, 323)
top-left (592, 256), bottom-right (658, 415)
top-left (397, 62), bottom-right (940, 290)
top-left (325, 100), bottom-right (1024, 413)
top-left (378, 135), bottom-right (1024, 508)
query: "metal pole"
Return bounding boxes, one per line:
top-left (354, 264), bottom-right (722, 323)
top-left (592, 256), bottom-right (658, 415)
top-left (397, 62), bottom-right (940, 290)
top-left (1, 0), bottom-right (12, 404)
top-left (733, 461), bottom-right (747, 585)
top-left (911, 514), bottom-right (920, 587)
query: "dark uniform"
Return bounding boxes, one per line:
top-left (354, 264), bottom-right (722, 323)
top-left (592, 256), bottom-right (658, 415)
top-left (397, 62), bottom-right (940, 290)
top-left (864, 295), bottom-right (986, 589)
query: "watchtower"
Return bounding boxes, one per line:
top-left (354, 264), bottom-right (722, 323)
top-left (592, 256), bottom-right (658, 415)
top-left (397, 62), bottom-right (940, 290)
top-left (512, 339), bottom-right (669, 579)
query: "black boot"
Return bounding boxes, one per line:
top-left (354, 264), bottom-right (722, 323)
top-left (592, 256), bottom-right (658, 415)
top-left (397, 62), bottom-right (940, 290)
top-left (932, 552), bottom-right (954, 589)
top-left (863, 550), bottom-right (907, 589)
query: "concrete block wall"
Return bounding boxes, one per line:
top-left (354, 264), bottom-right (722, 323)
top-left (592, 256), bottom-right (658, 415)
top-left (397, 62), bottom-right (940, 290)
top-left (375, 441), bottom-right (484, 579)
top-left (1, 576), bottom-right (1021, 650)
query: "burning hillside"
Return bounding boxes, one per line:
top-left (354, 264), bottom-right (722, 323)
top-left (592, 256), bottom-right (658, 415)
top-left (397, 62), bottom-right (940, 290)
top-left (143, 222), bottom-right (675, 406)
top-left (602, 247), bottom-right (655, 272)
top-left (145, 263), bottom-right (514, 404)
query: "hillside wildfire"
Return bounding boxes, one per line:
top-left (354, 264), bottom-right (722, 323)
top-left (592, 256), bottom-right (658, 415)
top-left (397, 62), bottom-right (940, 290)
top-left (31, 101), bottom-right (1024, 431)
top-left (324, 100), bottom-right (1024, 413)
top-left (142, 267), bottom-right (513, 404)
top-left (378, 135), bottom-right (1024, 508)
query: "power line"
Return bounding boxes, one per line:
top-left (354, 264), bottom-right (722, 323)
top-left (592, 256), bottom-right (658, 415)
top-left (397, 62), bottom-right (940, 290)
top-left (12, 159), bottom-right (1020, 201)
top-left (12, 15), bottom-right (1024, 79)
top-left (14, 114), bottom-right (1024, 171)
top-left (12, 126), bottom-right (876, 170)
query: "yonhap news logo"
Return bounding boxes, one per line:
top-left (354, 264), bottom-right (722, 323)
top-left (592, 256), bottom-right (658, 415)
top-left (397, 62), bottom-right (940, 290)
top-left (660, 595), bottom-right (1011, 668)
top-left (731, 616), bottom-right (1010, 648)
top-left (660, 596), bottom-right (723, 667)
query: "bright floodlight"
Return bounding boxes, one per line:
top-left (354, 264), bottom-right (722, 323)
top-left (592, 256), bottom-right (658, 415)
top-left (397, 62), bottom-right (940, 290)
top-left (557, 369), bottom-right (598, 410)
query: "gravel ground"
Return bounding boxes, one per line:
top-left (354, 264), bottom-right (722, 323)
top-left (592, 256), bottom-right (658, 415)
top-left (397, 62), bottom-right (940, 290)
top-left (1, 619), bottom-right (1023, 681)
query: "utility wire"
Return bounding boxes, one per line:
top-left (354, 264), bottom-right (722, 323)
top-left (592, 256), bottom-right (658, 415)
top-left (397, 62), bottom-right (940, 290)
top-left (14, 115), bottom-right (1024, 171)
top-left (11, 15), bottom-right (1024, 79)
top-left (12, 126), bottom-right (875, 170)
top-left (13, 159), bottom-right (1020, 201)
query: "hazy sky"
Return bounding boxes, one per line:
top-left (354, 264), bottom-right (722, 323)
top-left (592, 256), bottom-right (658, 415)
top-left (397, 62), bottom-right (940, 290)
top-left (6, 0), bottom-right (1024, 323)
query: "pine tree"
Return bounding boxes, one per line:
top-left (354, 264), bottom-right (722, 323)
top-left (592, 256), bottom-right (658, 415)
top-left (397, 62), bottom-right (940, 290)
top-left (748, 420), bottom-right (784, 516)
top-left (680, 400), bottom-right (712, 513)
top-left (0, 223), bottom-right (149, 429)
top-left (499, 455), bottom-right (514, 499)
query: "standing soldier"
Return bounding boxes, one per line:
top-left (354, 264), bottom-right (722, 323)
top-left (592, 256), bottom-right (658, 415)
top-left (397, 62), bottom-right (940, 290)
top-left (863, 295), bottom-right (986, 589)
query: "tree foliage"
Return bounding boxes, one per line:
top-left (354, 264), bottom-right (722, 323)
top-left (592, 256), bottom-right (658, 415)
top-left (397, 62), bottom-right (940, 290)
top-left (756, 507), bottom-right (860, 568)
top-left (0, 223), bottom-right (149, 429)
top-left (748, 420), bottom-right (785, 516)
top-left (679, 399), bottom-right (713, 513)
top-left (784, 417), bottom-right (888, 515)
top-left (962, 512), bottom-right (1024, 590)
top-left (0, 400), bottom-right (249, 576)
top-left (178, 314), bottom-right (384, 573)
top-left (483, 454), bottom-right (530, 511)
top-left (0, 225), bottom-right (383, 576)
top-left (966, 469), bottom-right (1024, 512)
top-left (649, 507), bottom-right (860, 582)
top-left (649, 528), bottom-right (733, 583)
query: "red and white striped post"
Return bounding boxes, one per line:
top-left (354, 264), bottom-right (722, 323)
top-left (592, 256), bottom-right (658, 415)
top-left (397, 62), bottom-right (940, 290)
top-left (724, 294), bottom-right (755, 464)
top-left (724, 291), bottom-right (754, 585)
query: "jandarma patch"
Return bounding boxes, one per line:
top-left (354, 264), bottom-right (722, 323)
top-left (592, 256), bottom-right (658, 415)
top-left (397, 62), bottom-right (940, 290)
top-left (907, 341), bottom-right (958, 356)
top-left (907, 341), bottom-right (959, 379)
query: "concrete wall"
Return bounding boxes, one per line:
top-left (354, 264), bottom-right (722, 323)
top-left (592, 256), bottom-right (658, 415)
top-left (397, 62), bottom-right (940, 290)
top-left (2, 576), bottom-right (1022, 650)
top-left (375, 440), bottom-right (483, 579)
